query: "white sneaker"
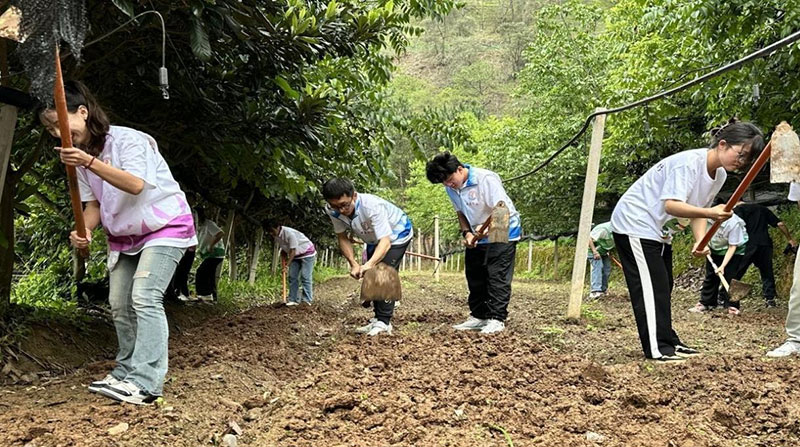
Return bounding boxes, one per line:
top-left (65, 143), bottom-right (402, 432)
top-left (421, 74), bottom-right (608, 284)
top-left (587, 291), bottom-right (603, 300)
top-left (286, 301), bottom-right (299, 307)
top-left (766, 341), bottom-right (800, 358)
top-left (367, 321), bottom-right (392, 336)
top-left (88, 374), bottom-right (122, 393)
top-left (198, 294), bottom-right (214, 303)
top-left (97, 380), bottom-right (157, 405)
top-left (452, 316), bottom-right (487, 331)
top-left (480, 319), bottom-right (505, 334)
top-left (355, 318), bottom-right (378, 334)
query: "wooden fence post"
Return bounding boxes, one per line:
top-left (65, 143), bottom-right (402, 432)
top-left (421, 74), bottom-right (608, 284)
top-left (567, 109), bottom-right (606, 321)
top-left (434, 216), bottom-right (440, 282)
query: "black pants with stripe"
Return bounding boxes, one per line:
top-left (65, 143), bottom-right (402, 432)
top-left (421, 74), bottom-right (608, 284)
top-left (464, 242), bottom-right (517, 322)
top-left (366, 241), bottom-right (410, 324)
top-left (613, 233), bottom-right (683, 358)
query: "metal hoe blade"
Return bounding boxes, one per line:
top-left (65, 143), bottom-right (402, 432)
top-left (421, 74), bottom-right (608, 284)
top-left (771, 122), bottom-right (800, 183)
top-left (728, 279), bottom-right (753, 303)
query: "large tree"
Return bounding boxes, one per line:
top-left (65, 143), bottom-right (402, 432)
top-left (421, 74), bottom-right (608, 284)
top-left (1, 0), bottom-right (459, 313)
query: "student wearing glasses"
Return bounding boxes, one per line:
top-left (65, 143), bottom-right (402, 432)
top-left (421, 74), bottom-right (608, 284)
top-left (322, 178), bottom-right (413, 336)
top-left (610, 119), bottom-right (765, 362)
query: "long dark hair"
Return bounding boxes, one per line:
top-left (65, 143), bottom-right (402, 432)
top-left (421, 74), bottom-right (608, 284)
top-left (708, 118), bottom-right (765, 166)
top-left (43, 80), bottom-right (110, 156)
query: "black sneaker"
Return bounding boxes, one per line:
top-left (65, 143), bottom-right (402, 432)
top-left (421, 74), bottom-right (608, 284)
top-left (652, 355), bottom-right (686, 363)
top-left (766, 299), bottom-right (777, 308)
top-left (97, 380), bottom-right (158, 405)
top-left (675, 345), bottom-right (701, 357)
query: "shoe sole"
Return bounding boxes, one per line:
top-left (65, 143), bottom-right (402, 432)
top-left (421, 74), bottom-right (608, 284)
top-left (367, 328), bottom-right (392, 336)
top-left (675, 352), bottom-right (701, 358)
top-left (650, 357), bottom-right (687, 364)
top-left (96, 386), bottom-right (155, 405)
top-left (453, 326), bottom-right (485, 331)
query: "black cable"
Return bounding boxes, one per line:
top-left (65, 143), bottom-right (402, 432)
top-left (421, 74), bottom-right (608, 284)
top-left (504, 29), bottom-right (800, 183)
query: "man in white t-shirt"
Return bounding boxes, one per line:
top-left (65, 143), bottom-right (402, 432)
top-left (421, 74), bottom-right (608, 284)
top-left (767, 182), bottom-right (800, 357)
top-left (269, 224), bottom-right (317, 306)
top-left (322, 178), bottom-right (413, 336)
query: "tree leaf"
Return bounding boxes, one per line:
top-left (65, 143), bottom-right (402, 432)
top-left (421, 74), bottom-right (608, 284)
top-left (111, 0), bottom-right (135, 18)
top-left (190, 16), bottom-right (213, 61)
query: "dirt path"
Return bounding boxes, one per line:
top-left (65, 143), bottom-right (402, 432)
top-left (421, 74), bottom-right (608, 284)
top-left (2, 273), bottom-right (800, 447)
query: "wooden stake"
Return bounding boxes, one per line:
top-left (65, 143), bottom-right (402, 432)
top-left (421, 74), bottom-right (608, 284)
top-left (417, 234), bottom-right (422, 271)
top-left (434, 216), bottom-right (440, 282)
top-left (0, 105), bottom-right (15, 208)
top-left (567, 108), bottom-right (606, 321)
top-left (527, 240), bottom-right (533, 272)
top-left (553, 237), bottom-right (559, 280)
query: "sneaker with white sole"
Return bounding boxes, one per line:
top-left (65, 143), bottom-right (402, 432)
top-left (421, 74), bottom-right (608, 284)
top-left (727, 306), bottom-right (741, 315)
top-left (675, 345), bottom-right (701, 357)
top-left (97, 380), bottom-right (157, 405)
top-left (688, 302), bottom-right (712, 313)
top-left (652, 355), bottom-right (686, 363)
top-left (198, 294), bottom-right (214, 303)
top-left (286, 301), bottom-right (299, 307)
top-left (88, 374), bottom-right (122, 393)
top-left (452, 316), bottom-right (487, 331)
top-left (367, 321), bottom-right (392, 336)
top-left (355, 318), bottom-right (378, 334)
top-left (766, 341), bottom-right (800, 358)
top-left (480, 319), bottom-right (505, 334)
top-left (587, 291), bottom-right (604, 301)
top-left (177, 294), bottom-right (198, 303)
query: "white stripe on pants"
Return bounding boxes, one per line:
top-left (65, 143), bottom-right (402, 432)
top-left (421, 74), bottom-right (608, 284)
top-left (629, 236), bottom-right (664, 359)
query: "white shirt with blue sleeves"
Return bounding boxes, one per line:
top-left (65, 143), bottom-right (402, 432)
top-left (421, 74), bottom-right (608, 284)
top-left (445, 165), bottom-right (521, 244)
top-left (326, 193), bottom-right (413, 246)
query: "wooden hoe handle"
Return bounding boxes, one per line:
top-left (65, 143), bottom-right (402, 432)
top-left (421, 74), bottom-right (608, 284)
top-left (54, 48), bottom-right (89, 258)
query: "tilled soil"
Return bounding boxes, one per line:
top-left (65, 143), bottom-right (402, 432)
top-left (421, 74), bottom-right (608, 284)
top-left (2, 273), bottom-right (800, 447)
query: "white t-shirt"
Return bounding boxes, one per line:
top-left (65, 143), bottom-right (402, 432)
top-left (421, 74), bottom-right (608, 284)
top-left (276, 226), bottom-right (316, 258)
top-left (76, 126), bottom-right (197, 269)
top-left (611, 149), bottom-right (726, 241)
top-left (326, 193), bottom-right (413, 246)
top-left (708, 214), bottom-right (748, 255)
top-left (789, 182), bottom-right (800, 201)
top-left (445, 165), bottom-right (521, 243)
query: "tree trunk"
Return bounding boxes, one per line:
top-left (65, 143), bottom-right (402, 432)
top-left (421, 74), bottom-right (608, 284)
top-left (226, 210), bottom-right (237, 280)
top-left (248, 227), bottom-right (263, 285)
top-left (272, 240), bottom-right (280, 274)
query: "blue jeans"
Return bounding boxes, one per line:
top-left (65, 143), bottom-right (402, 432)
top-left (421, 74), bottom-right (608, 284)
top-left (288, 255), bottom-right (316, 303)
top-left (108, 246), bottom-right (185, 396)
top-left (588, 253), bottom-right (611, 293)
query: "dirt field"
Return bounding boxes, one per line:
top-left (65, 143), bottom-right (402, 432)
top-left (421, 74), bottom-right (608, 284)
top-left (2, 272), bottom-right (800, 447)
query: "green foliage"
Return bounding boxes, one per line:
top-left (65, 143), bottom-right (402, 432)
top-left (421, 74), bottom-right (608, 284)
top-left (2, 0), bottom-right (461, 313)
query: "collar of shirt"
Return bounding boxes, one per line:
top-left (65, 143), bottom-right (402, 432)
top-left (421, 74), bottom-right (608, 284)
top-left (461, 164), bottom-right (478, 189)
